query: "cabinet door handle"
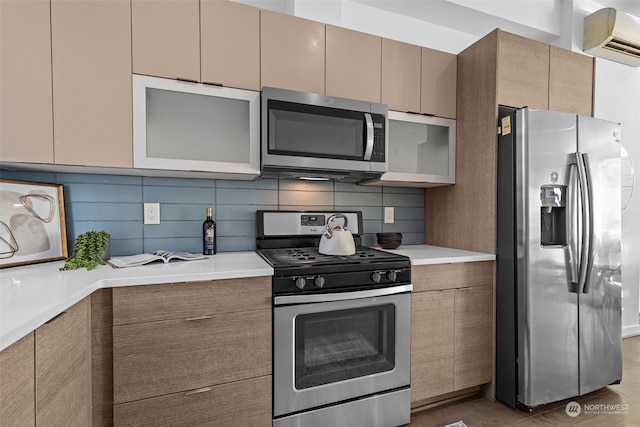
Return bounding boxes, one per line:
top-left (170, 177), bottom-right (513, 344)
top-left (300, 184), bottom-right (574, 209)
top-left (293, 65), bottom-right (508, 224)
top-left (457, 287), bottom-right (473, 291)
top-left (185, 387), bottom-right (213, 396)
top-left (185, 315), bottom-right (213, 321)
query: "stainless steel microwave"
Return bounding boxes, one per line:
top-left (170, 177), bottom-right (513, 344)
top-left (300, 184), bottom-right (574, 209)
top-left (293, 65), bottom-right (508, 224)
top-left (261, 87), bottom-right (388, 181)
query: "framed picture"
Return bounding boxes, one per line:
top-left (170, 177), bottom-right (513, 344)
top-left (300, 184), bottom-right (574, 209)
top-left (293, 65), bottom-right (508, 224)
top-left (0, 179), bottom-right (67, 268)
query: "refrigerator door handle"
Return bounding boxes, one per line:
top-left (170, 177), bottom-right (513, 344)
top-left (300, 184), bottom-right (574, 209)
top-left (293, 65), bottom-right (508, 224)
top-left (575, 151), bottom-right (592, 294)
top-left (567, 161), bottom-right (578, 287)
top-left (579, 153), bottom-right (594, 294)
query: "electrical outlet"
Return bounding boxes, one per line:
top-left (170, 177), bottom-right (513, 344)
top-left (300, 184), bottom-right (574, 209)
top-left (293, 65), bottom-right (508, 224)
top-left (384, 206), bottom-right (394, 224)
top-left (144, 203), bottom-right (160, 224)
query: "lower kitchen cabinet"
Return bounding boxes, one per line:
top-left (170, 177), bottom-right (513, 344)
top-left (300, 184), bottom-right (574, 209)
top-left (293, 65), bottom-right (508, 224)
top-left (410, 262), bottom-right (494, 406)
top-left (35, 297), bottom-right (91, 426)
top-left (454, 285), bottom-right (493, 390)
top-left (113, 375), bottom-right (271, 427)
top-left (112, 277), bottom-right (272, 425)
top-left (113, 308), bottom-right (271, 403)
top-left (91, 289), bottom-right (114, 427)
top-left (411, 290), bottom-right (455, 401)
top-left (0, 333), bottom-right (35, 427)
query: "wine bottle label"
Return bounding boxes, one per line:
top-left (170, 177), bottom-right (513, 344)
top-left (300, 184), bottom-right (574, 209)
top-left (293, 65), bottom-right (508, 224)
top-left (204, 228), bottom-right (215, 250)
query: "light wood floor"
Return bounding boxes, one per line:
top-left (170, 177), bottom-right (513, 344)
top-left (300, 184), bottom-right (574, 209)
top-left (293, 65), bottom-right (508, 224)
top-left (409, 335), bottom-right (640, 426)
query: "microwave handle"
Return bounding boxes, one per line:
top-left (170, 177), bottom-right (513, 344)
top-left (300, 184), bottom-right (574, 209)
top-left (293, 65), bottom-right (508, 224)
top-left (363, 113), bottom-right (374, 160)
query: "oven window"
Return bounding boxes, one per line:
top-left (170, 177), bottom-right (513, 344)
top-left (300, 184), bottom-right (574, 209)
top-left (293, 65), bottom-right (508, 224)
top-left (294, 304), bottom-right (395, 389)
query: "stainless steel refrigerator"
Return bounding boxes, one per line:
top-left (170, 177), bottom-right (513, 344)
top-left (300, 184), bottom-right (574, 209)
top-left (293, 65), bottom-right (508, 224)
top-left (496, 106), bottom-right (623, 409)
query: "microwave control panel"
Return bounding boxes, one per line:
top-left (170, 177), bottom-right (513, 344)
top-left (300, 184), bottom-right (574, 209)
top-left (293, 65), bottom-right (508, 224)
top-left (371, 114), bottom-right (386, 162)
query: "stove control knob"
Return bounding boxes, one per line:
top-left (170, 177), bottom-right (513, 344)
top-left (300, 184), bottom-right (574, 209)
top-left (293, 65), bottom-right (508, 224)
top-left (371, 271), bottom-right (382, 283)
top-left (386, 270), bottom-right (398, 282)
top-left (294, 277), bottom-right (307, 290)
top-left (314, 276), bottom-right (326, 288)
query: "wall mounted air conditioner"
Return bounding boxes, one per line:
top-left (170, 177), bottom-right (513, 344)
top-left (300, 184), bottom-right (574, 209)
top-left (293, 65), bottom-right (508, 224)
top-left (584, 7), bottom-right (640, 67)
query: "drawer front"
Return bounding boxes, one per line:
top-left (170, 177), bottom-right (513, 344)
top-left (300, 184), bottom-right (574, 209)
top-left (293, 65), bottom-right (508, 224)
top-left (412, 261), bottom-right (494, 292)
top-left (113, 276), bottom-right (271, 325)
top-left (113, 308), bottom-right (271, 403)
top-left (114, 375), bottom-right (271, 427)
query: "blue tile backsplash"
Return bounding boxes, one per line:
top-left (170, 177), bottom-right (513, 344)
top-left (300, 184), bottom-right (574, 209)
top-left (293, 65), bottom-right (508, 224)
top-left (1, 170), bottom-right (425, 256)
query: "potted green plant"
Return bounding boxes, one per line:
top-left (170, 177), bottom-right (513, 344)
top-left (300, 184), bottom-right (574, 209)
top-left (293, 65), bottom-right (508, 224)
top-left (60, 230), bottom-right (110, 271)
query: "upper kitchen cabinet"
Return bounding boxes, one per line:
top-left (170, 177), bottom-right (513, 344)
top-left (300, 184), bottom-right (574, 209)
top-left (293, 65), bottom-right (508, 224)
top-left (0, 0), bottom-right (53, 164)
top-left (326, 25), bottom-right (381, 103)
top-left (549, 45), bottom-right (594, 117)
top-left (421, 47), bottom-right (457, 119)
top-left (497, 31), bottom-right (549, 110)
top-left (426, 28), bottom-right (595, 255)
top-left (201, 0), bottom-right (260, 91)
top-left (131, 0), bottom-right (200, 82)
top-left (51, 0), bottom-right (132, 168)
top-left (381, 39), bottom-right (422, 113)
top-left (133, 75), bottom-right (260, 179)
top-left (261, 10), bottom-right (325, 95)
top-left (362, 111), bottom-right (456, 188)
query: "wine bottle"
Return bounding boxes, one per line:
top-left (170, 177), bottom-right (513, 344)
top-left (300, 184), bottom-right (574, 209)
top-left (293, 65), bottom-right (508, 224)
top-left (203, 207), bottom-right (216, 255)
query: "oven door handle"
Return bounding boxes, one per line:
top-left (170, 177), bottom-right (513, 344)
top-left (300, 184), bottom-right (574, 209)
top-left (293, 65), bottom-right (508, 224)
top-left (274, 284), bottom-right (412, 306)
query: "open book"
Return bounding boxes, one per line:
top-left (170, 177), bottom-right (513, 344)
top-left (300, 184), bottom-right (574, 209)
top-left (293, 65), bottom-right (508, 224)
top-left (107, 250), bottom-right (207, 268)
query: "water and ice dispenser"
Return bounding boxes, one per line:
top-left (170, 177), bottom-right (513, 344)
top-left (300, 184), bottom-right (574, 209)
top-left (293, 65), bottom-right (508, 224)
top-left (540, 185), bottom-right (567, 246)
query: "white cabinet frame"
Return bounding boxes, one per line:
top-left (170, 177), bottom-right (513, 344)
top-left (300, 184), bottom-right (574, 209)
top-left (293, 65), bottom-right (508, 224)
top-left (133, 74), bottom-right (260, 179)
top-left (362, 111), bottom-right (456, 187)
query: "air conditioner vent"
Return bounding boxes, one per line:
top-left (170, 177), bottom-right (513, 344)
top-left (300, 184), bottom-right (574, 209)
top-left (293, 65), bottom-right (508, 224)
top-left (584, 8), bottom-right (640, 67)
top-left (604, 38), bottom-right (640, 59)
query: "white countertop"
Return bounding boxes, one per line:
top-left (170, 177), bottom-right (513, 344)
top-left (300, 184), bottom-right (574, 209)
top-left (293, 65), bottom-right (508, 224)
top-left (0, 245), bottom-right (494, 352)
top-left (379, 244), bottom-right (495, 265)
top-left (0, 252), bottom-right (273, 352)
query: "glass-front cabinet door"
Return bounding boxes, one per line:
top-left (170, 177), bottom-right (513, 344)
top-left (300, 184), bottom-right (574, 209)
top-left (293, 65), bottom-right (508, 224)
top-left (132, 75), bottom-right (260, 179)
top-left (363, 111), bottom-right (456, 187)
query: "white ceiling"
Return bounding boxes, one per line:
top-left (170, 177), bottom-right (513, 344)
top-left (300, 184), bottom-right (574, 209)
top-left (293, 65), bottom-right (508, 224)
top-left (236, 0), bottom-right (640, 54)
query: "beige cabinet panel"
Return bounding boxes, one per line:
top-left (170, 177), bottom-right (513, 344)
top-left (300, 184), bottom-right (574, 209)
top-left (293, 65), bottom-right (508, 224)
top-left (549, 46), bottom-right (594, 117)
top-left (51, 0), bottom-right (132, 168)
top-left (421, 47), bottom-right (457, 119)
top-left (382, 39), bottom-right (421, 113)
top-left (132, 0), bottom-right (199, 81)
top-left (201, 0), bottom-right (260, 90)
top-left (454, 285), bottom-right (493, 390)
top-left (113, 308), bottom-right (271, 404)
top-left (261, 10), bottom-right (325, 95)
top-left (497, 31), bottom-right (549, 110)
top-left (35, 298), bottom-right (91, 427)
top-left (0, 333), bottom-right (35, 427)
top-left (411, 290), bottom-right (455, 404)
top-left (114, 375), bottom-right (271, 427)
top-left (113, 276), bottom-right (270, 325)
top-left (0, 0), bottom-right (53, 163)
top-left (326, 25), bottom-right (381, 103)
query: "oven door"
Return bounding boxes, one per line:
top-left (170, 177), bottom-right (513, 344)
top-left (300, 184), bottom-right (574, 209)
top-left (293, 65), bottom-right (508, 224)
top-left (273, 285), bottom-right (411, 418)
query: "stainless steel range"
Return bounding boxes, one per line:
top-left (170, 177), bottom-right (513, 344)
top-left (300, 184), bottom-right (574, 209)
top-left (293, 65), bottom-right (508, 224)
top-left (256, 211), bottom-right (412, 427)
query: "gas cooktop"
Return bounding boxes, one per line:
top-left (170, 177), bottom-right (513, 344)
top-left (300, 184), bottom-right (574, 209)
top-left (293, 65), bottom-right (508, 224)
top-left (257, 246), bottom-right (405, 269)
